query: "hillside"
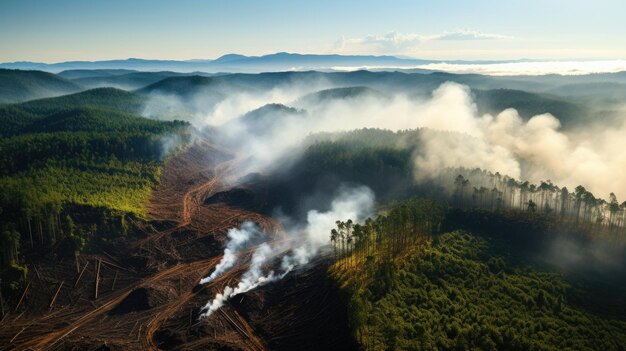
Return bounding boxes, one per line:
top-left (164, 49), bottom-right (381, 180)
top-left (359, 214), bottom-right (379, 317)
top-left (0, 69), bottom-right (81, 104)
top-left (0, 88), bottom-right (149, 137)
top-left (9, 87), bottom-right (146, 116)
top-left (333, 230), bottom-right (626, 350)
top-left (329, 200), bottom-right (626, 351)
top-left (473, 88), bottom-right (588, 126)
top-left (297, 86), bottom-right (388, 106)
top-left (21, 107), bottom-right (188, 134)
top-left (71, 71), bottom-right (215, 90)
top-left (137, 75), bottom-right (242, 97)
top-left (236, 103), bottom-right (304, 127)
top-left (0, 94), bottom-right (192, 295)
top-left (57, 69), bottom-right (138, 80)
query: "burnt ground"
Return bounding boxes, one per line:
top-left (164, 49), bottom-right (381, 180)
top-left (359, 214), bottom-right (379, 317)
top-left (0, 134), bottom-right (356, 351)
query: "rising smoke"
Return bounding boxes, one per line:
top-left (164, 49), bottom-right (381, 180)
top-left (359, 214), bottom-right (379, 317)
top-left (144, 75), bottom-right (626, 317)
top-left (161, 80), bottom-right (626, 199)
top-left (199, 221), bottom-right (262, 284)
top-left (198, 185), bottom-right (375, 317)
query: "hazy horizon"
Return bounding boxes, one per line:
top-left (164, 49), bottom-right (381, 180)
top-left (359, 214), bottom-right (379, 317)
top-left (2, 0), bottom-right (625, 63)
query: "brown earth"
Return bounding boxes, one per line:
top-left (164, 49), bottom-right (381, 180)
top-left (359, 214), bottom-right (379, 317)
top-left (0, 134), bottom-right (354, 351)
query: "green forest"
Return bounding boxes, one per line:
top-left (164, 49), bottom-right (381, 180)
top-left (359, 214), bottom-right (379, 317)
top-left (0, 90), bottom-right (191, 293)
top-left (330, 201), bottom-right (626, 351)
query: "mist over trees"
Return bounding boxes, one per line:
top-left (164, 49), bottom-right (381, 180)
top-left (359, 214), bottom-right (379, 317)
top-left (1, 67), bottom-right (626, 348)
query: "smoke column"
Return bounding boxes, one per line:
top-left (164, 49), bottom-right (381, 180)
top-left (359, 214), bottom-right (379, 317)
top-left (199, 221), bottom-right (261, 284)
top-left (199, 185), bottom-right (375, 318)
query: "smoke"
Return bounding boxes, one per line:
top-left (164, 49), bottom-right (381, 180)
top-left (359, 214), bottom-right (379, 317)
top-left (199, 221), bottom-right (262, 284)
top-left (199, 185), bottom-right (375, 318)
top-left (546, 235), bottom-right (626, 273)
top-left (411, 88), bottom-right (626, 199)
top-left (205, 82), bottom-right (505, 174)
top-left (159, 130), bottom-right (196, 160)
top-left (144, 73), bottom-right (626, 199)
top-left (200, 243), bottom-right (276, 316)
top-left (158, 71), bottom-right (626, 319)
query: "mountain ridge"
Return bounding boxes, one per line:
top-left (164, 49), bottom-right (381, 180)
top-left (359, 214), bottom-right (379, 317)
top-left (0, 53), bottom-right (519, 73)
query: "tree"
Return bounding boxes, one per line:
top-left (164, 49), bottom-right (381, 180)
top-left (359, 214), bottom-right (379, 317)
top-left (608, 193), bottom-right (620, 230)
top-left (330, 228), bottom-right (339, 259)
top-left (1, 228), bottom-right (20, 266)
top-left (527, 200), bottom-right (537, 212)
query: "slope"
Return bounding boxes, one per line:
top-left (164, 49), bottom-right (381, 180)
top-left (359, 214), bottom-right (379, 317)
top-left (0, 69), bottom-right (81, 104)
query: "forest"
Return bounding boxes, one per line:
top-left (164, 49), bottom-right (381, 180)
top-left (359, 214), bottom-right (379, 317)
top-left (0, 93), bottom-right (191, 295)
top-left (329, 200), bottom-right (626, 350)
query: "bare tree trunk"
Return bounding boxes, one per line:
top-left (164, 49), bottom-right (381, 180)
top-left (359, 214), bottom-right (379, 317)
top-left (94, 259), bottom-right (101, 299)
top-left (27, 218), bottom-right (33, 248)
top-left (49, 281), bottom-right (64, 309)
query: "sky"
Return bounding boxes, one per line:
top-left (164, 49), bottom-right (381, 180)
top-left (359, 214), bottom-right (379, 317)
top-left (1, 0), bottom-right (625, 62)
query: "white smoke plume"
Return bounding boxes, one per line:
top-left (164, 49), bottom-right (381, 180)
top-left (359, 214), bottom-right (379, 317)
top-left (198, 81), bottom-right (626, 199)
top-left (145, 75), bottom-right (626, 199)
top-left (412, 89), bottom-right (626, 199)
top-left (176, 72), bottom-right (626, 319)
top-left (199, 185), bottom-right (375, 318)
top-left (199, 221), bottom-right (262, 284)
top-left (200, 243), bottom-right (276, 316)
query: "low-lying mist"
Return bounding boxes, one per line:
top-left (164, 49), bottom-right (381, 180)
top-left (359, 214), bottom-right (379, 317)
top-left (146, 78), bottom-right (626, 200)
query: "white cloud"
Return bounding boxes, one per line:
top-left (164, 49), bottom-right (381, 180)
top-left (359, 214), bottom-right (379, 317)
top-left (425, 29), bottom-right (511, 41)
top-left (333, 30), bottom-right (511, 55)
top-left (333, 32), bottom-right (421, 55)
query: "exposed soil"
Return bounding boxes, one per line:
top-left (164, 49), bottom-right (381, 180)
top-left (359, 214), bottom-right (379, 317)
top-left (0, 133), bottom-right (355, 351)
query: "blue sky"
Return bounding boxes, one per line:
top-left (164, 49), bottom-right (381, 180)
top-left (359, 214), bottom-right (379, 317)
top-left (1, 0), bottom-right (625, 62)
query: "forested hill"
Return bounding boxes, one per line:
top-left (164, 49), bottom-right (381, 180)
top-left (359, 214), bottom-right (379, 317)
top-left (136, 75), bottom-right (240, 97)
top-left (66, 70), bottom-right (213, 90)
top-left (0, 69), bottom-right (81, 104)
top-left (0, 88), bottom-right (147, 137)
top-left (473, 88), bottom-right (587, 123)
top-left (329, 200), bottom-right (626, 350)
top-left (11, 87), bottom-right (146, 116)
top-left (0, 86), bottom-right (192, 294)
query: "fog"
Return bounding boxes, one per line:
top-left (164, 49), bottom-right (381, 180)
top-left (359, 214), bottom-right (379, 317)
top-left (331, 60), bottom-right (626, 76)
top-left (148, 79), bottom-right (626, 200)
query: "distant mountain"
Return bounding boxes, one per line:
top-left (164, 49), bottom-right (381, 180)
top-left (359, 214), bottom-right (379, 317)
top-left (211, 54), bottom-right (249, 63)
top-left (0, 69), bottom-right (81, 103)
top-left (0, 53), bottom-right (438, 73)
top-left (0, 58), bottom-right (214, 74)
